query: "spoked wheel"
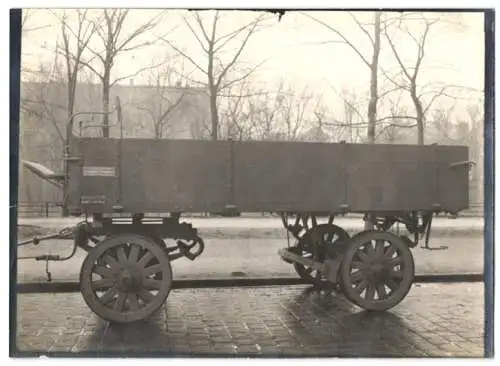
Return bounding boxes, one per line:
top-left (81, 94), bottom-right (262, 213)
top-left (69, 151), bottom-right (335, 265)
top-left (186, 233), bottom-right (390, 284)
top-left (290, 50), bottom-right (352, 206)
top-left (339, 231), bottom-right (415, 311)
top-left (293, 224), bottom-right (350, 286)
top-left (80, 233), bottom-right (173, 323)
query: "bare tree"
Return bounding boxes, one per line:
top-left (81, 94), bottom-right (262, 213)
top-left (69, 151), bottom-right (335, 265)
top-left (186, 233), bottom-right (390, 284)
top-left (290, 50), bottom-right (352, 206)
top-left (243, 80), bottom-right (312, 141)
top-left (131, 63), bottom-right (188, 139)
top-left (303, 12), bottom-right (382, 143)
top-left (382, 14), bottom-right (442, 145)
top-left (19, 61), bottom-right (67, 205)
top-left (33, 10), bottom-right (98, 215)
top-left (158, 10), bottom-right (271, 140)
top-left (281, 84), bottom-right (314, 141)
top-left (80, 9), bottom-right (166, 137)
top-left (21, 9), bottom-right (51, 34)
top-left (57, 11), bottom-right (96, 139)
top-left (376, 89), bottom-right (416, 143)
top-left (219, 80), bottom-right (258, 141)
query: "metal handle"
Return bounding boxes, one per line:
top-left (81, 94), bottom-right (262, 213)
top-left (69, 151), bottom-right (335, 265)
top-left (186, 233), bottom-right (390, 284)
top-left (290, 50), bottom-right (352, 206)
top-left (450, 160), bottom-right (475, 169)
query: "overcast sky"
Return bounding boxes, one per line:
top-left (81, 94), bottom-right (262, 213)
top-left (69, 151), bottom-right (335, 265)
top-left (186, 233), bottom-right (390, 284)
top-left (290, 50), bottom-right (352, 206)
top-left (21, 9), bottom-right (484, 118)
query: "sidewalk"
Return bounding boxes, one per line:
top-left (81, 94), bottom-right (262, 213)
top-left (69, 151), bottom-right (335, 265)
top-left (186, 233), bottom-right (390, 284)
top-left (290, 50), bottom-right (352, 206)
top-left (14, 283), bottom-right (485, 357)
top-left (17, 216), bottom-right (485, 238)
top-left (16, 236), bottom-right (484, 285)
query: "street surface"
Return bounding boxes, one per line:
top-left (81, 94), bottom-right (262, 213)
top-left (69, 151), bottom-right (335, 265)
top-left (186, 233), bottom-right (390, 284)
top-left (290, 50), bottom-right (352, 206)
top-left (15, 283), bottom-right (484, 357)
top-left (17, 237), bottom-right (483, 284)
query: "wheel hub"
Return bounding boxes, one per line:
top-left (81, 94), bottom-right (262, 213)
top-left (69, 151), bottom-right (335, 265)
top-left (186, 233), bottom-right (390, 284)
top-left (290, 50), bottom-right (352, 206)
top-left (364, 261), bottom-right (386, 283)
top-left (116, 267), bottom-right (142, 292)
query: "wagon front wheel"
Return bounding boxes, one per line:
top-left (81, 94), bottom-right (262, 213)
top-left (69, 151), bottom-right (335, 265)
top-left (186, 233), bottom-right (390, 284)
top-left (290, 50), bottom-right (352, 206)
top-left (339, 231), bottom-right (414, 311)
top-left (80, 233), bottom-right (173, 323)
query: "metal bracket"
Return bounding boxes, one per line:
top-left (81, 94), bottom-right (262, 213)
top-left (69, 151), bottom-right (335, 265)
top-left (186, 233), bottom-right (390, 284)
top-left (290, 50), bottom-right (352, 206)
top-left (278, 248), bottom-right (344, 285)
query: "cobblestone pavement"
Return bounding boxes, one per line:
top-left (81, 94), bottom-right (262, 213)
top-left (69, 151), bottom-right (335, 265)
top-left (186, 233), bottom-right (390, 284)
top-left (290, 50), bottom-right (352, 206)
top-left (17, 237), bottom-right (484, 284)
top-left (15, 283), bottom-right (484, 357)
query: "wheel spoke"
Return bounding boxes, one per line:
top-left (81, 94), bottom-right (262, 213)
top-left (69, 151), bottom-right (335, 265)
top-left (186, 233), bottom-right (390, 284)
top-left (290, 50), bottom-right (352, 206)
top-left (99, 286), bottom-right (118, 304)
top-left (128, 244), bottom-right (140, 264)
top-left (102, 254), bottom-right (119, 269)
top-left (137, 289), bottom-right (155, 303)
top-left (386, 278), bottom-right (399, 292)
top-left (376, 283), bottom-right (387, 300)
top-left (384, 245), bottom-right (396, 259)
top-left (390, 270), bottom-right (404, 280)
top-left (354, 279), bottom-right (368, 294)
top-left (113, 292), bottom-right (127, 312)
top-left (137, 251), bottom-right (154, 268)
top-left (93, 265), bottom-right (114, 278)
top-left (365, 241), bottom-right (375, 256)
top-left (387, 256), bottom-right (402, 268)
top-left (116, 246), bottom-right (128, 263)
top-left (365, 284), bottom-right (376, 301)
top-left (127, 293), bottom-right (140, 311)
top-left (143, 278), bottom-right (162, 289)
top-left (356, 250), bottom-right (369, 263)
top-left (375, 240), bottom-right (385, 257)
top-left (92, 278), bottom-right (115, 290)
top-left (142, 264), bottom-right (163, 277)
top-left (349, 270), bottom-right (364, 283)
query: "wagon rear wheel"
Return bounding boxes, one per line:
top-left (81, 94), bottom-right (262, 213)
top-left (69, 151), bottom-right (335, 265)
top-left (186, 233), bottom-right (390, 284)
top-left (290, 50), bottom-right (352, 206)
top-left (339, 231), bottom-right (414, 311)
top-left (79, 233), bottom-right (173, 323)
top-left (293, 224), bottom-right (350, 286)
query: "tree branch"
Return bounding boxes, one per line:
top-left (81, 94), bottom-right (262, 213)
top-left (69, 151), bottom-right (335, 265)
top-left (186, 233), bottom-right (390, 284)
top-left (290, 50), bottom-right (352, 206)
top-left (349, 12), bottom-right (374, 46)
top-left (302, 12), bottom-right (371, 68)
top-left (159, 36), bottom-right (208, 76)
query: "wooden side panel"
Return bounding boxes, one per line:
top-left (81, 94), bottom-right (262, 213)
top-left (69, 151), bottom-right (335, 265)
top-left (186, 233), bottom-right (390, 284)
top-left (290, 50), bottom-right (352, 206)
top-left (232, 141), bottom-right (346, 212)
top-left (345, 144), bottom-right (440, 212)
top-left (119, 139), bottom-right (232, 212)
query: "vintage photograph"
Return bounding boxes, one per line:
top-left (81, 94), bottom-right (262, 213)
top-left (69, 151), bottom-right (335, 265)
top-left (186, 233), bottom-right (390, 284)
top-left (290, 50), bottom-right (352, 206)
top-left (12, 7), bottom-right (490, 357)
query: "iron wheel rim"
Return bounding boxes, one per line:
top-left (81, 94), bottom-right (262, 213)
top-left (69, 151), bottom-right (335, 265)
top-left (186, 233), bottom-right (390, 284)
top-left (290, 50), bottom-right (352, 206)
top-left (80, 234), bottom-right (172, 323)
top-left (340, 231), bottom-right (414, 311)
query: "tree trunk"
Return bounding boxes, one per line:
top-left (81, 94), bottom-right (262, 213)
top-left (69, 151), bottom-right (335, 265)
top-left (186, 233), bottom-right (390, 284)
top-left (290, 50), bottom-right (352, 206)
top-left (364, 12), bottom-right (381, 230)
top-left (367, 12), bottom-right (381, 144)
top-left (102, 70), bottom-right (111, 138)
top-left (209, 86), bottom-right (218, 141)
top-left (410, 82), bottom-right (425, 145)
top-left (62, 82), bottom-right (76, 217)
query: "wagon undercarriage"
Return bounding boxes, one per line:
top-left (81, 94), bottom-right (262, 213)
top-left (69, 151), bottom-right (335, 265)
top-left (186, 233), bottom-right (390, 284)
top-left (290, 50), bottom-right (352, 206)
top-left (19, 208), bottom-right (439, 323)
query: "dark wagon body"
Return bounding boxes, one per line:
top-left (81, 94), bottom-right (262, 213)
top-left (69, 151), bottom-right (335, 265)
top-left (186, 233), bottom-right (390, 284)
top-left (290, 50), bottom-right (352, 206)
top-left (20, 132), bottom-right (473, 324)
top-left (66, 137), bottom-right (469, 216)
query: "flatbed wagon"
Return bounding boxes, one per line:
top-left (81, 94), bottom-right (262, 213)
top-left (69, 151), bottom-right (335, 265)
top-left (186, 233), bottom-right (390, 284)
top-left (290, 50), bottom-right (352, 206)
top-left (18, 125), bottom-right (472, 323)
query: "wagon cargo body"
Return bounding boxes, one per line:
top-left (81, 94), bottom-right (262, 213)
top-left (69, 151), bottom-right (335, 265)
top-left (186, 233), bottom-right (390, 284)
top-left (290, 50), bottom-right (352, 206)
top-left (65, 138), bottom-right (469, 216)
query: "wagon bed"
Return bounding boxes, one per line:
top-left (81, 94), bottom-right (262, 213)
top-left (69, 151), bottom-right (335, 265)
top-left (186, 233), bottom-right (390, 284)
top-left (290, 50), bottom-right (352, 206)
top-left (66, 137), bottom-right (470, 217)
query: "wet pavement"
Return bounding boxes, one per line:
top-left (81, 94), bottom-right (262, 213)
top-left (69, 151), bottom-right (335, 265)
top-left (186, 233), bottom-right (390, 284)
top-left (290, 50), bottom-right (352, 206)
top-left (14, 283), bottom-right (484, 357)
